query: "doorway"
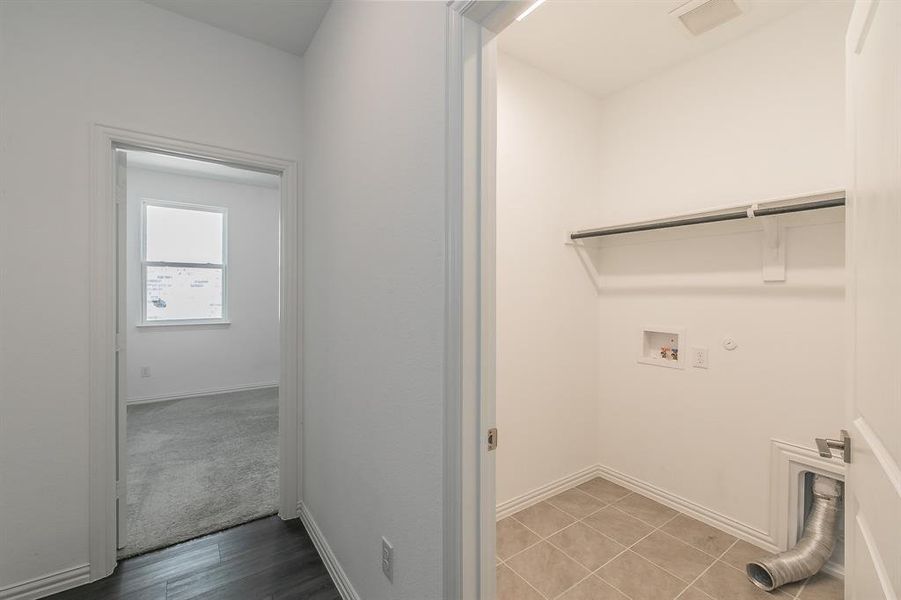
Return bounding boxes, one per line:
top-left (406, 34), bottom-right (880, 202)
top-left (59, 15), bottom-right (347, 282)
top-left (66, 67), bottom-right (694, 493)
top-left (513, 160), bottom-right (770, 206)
top-left (116, 149), bottom-right (282, 557)
top-left (89, 126), bottom-right (301, 579)
top-left (446, 1), bottom-right (858, 599)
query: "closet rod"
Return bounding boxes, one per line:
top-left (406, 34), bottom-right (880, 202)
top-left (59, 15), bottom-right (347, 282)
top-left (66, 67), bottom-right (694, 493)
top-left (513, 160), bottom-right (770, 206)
top-left (569, 196), bottom-right (845, 240)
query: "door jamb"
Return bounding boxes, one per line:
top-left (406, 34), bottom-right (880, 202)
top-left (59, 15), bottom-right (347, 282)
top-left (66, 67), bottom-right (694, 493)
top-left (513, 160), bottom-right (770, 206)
top-left (89, 124), bottom-right (301, 580)
top-left (445, 3), bottom-right (510, 599)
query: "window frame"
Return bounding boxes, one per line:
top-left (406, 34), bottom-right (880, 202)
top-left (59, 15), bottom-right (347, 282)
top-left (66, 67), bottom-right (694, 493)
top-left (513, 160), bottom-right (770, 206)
top-left (139, 198), bottom-right (229, 326)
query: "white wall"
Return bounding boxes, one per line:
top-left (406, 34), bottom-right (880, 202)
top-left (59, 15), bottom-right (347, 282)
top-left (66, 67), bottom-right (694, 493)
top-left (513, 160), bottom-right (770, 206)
top-left (591, 0), bottom-right (850, 537)
top-left (301, 2), bottom-right (447, 599)
top-left (126, 167), bottom-right (280, 403)
top-left (495, 54), bottom-right (603, 505)
top-left (0, 0), bottom-right (303, 591)
top-left (496, 0), bottom-right (850, 541)
top-left (586, 1), bottom-right (849, 225)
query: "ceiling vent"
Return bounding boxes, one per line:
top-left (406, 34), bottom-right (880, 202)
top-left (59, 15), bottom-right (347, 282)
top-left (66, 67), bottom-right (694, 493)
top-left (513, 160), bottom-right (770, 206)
top-left (671, 0), bottom-right (744, 36)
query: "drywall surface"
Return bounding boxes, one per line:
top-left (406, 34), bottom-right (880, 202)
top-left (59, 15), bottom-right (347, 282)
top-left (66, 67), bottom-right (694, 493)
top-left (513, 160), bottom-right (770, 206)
top-left (302, 2), bottom-right (446, 599)
top-left (588, 1), bottom-right (850, 536)
top-left (495, 54), bottom-right (603, 505)
top-left (0, 0), bottom-right (303, 591)
top-left (587, 1), bottom-right (850, 226)
top-left (125, 167), bottom-right (280, 403)
top-left (495, 0), bottom-right (849, 544)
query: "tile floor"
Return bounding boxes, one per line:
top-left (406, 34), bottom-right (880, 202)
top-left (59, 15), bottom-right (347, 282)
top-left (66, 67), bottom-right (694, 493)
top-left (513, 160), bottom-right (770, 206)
top-left (497, 477), bottom-right (844, 600)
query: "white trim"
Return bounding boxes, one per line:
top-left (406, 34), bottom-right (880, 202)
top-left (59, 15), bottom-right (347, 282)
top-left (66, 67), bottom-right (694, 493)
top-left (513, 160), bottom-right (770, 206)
top-left (0, 565), bottom-right (90, 600)
top-left (90, 124), bottom-right (301, 583)
top-left (854, 416), bottom-right (901, 496)
top-left (135, 320), bottom-right (231, 328)
top-left (445, 5), bottom-right (502, 598)
top-left (297, 503), bottom-right (361, 600)
top-left (498, 462), bottom-right (849, 573)
top-left (443, 7), bottom-right (465, 600)
top-left (855, 513), bottom-right (898, 600)
top-left (90, 124), bottom-right (119, 581)
top-left (847, 0), bottom-right (880, 55)
top-left (497, 463), bottom-right (776, 550)
top-left (477, 29), bottom-right (498, 600)
top-left (594, 464), bottom-right (780, 553)
top-left (495, 465), bottom-right (599, 520)
top-left (452, 0), bottom-right (530, 34)
top-left (126, 382), bottom-right (279, 405)
top-left (496, 453), bottom-right (852, 580)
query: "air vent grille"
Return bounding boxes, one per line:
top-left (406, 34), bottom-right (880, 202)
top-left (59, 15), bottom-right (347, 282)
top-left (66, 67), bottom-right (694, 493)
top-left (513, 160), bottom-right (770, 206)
top-left (673, 0), bottom-right (743, 36)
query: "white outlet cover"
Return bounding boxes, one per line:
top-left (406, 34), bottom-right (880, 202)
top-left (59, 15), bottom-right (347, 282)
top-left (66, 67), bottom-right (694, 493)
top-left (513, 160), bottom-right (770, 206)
top-left (692, 347), bottom-right (709, 369)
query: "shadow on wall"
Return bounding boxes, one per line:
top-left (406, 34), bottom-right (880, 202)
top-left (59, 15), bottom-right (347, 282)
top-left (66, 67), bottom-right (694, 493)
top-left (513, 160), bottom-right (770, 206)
top-left (574, 207), bottom-right (844, 296)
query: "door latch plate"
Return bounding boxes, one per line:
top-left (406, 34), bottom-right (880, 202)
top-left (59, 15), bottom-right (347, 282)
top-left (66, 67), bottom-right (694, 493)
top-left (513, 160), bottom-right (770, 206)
top-left (487, 428), bottom-right (498, 451)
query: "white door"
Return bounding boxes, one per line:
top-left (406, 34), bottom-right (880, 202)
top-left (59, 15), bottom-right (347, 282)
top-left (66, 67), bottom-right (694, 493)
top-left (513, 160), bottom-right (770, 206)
top-left (845, 1), bottom-right (901, 598)
top-left (116, 149), bottom-right (128, 548)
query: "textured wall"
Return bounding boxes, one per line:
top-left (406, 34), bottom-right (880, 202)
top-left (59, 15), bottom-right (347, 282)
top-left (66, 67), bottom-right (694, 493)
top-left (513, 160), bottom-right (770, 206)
top-left (301, 2), bottom-right (447, 598)
top-left (0, 0), bottom-right (304, 589)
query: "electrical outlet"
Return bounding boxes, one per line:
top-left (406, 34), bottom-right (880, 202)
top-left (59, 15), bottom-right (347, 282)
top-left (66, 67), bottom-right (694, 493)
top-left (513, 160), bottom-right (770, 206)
top-left (381, 537), bottom-right (394, 582)
top-left (141, 366), bottom-right (151, 378)
top-left (692, 347), bottom-right (708, 369)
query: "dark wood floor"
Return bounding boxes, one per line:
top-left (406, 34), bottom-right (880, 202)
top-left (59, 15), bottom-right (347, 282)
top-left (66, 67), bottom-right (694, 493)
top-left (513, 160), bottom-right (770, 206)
top-left (47, 517), bottom-right (341, 600)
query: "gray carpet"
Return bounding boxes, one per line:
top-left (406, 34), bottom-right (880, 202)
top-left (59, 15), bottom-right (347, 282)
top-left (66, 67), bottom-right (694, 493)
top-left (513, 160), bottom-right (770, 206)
top-left (121, 387), bottom-right (279, 558)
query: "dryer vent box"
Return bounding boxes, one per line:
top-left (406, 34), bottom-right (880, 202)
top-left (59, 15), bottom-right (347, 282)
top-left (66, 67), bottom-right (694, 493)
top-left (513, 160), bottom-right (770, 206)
top-left (671, 0), bottom-right (743, 36)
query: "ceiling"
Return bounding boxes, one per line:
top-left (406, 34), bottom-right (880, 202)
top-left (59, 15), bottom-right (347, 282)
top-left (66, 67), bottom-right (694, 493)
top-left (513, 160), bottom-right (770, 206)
top-left (499, 0), bottom-right (810, 99)
top-left (127, 150), bottom-right (281, 189)
top-left (144, 0), bottom-right (331, 57)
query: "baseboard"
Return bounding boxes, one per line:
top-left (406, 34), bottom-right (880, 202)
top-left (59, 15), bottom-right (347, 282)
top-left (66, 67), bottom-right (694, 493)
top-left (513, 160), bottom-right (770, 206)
top-left (499, 463), bottom-right (781, 554)
top-left (127, 382), bottom-right (279, 405)
top-left (594, 464), bottom-right (781, 553)
top-left (297, 502), bottom-right (361, 600)
top-left (0, 565), bottom-right (90, 600)
top-left (496, 464), bottom-right (599, 520)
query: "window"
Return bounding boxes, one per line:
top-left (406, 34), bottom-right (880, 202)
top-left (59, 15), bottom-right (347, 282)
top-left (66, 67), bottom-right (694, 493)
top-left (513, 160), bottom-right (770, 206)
top-left (141, 200), bottom-right (227, 324)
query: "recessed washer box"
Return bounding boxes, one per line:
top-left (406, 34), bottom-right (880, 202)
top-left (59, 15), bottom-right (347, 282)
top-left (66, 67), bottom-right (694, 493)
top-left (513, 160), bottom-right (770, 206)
top-left (639, 327), bottom-right (685, 369)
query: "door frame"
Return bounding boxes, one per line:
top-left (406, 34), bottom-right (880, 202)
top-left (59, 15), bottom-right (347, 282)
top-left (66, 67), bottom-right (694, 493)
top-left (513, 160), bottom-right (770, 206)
top-left (89, 124), bottom-right (301, 580)
top-left (445, 3), bottom-right (521, 598)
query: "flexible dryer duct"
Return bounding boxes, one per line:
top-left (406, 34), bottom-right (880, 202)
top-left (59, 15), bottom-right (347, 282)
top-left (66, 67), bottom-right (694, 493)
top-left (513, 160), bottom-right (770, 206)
top-left (746, 474), bottom-right (842, 592)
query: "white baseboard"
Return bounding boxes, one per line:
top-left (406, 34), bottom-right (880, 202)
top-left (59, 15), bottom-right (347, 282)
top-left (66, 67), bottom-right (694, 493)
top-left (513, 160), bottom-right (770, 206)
top-left (127, 382), bottom-right (279, 405)
top-left (0, 564), bottom-right (90, 600)
top-left (599, 459), bottom-right (846, 579)
top-left (298, 502), bottom-right (361, 600)
top-left (496, 464), bottom-right (599, 520)
top-left (497, 463), bottom-right (782, 553)
top-left (594, 463), bottom-right (781, 553)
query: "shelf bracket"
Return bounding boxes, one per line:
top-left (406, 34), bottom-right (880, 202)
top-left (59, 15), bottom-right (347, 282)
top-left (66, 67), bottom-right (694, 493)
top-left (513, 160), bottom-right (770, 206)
top-left (761, 216), bottom-right (786, 282)
top-left (567, 237), bottom-right (604, 294)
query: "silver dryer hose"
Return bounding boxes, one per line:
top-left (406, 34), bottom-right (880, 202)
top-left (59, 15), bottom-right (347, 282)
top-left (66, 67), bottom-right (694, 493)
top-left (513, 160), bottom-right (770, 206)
top-left (746, 475), bottom-right (842, 591)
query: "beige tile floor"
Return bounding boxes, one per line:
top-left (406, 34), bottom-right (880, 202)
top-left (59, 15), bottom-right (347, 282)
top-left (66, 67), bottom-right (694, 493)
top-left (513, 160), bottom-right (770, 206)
top-left (497, 477), bottom-right (844, 600)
